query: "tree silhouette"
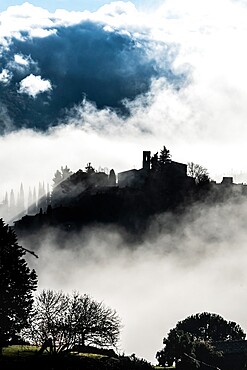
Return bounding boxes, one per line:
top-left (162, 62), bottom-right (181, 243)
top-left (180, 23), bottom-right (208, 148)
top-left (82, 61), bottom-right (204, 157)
top-left (9, 189), bottom-right (15, 209)
top-left (187, 162), bottom-right (209, 185)
top-left (159, 146), bottom-right (171, 166)
top-left (85, 163), bottom-right (95, 174)
top-left (53, 169), bottom-right (63, 187)
top-left (24, 290), bottom-right (121, 354)
top-left (175, 312), bottom-right (245, 341)
top-left (53, 166), bottom-right (73, 187)
top-left (17, 183), bottom-right (25, 214)
top-left (151, 146), bottom-right (171, 172)
top-left (157, 312), bottom-right (245, 367)
top-left (109, 169), bottom-right (116, 186)
top-left (0, 219), bottom-right (37, 353)
top-left (61, 165), bottom-right (73, 180)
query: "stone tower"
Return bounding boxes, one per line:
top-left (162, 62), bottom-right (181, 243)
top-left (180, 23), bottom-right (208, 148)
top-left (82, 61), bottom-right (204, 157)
top-left (142, 151), bottom-right (151, 171)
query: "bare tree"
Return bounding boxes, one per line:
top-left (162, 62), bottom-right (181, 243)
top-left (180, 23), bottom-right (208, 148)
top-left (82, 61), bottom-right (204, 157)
top-left (71, 293), bottom-right (121, 348)
top-left (187, 162), bottom-right (209, 184)
top-left (23, 290), bottom-right (121, 354)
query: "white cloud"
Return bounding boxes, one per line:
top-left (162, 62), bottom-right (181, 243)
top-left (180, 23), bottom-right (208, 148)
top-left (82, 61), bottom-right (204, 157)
top-left (14, 54), bottom-right (29, 66)
top-left (0, 2), bottom-right (54, 41)
top-left (29, 27), bottom-right (57, 38)
top-left (18, 74), bottom-right (52, 97)
top-left (0, 68), bottom-right (12, 84)
top-left (0, 2), bottom-right (150, 45)
top-left (5, 54), bottom-right (39, 76)
top-left (1, 0), bottom-right (247, 183)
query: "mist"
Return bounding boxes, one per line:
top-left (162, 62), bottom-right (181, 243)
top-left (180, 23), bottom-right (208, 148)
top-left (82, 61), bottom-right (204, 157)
top-left (2, 0), bottom-right (247, 364)
top-left (19, 197), bottom-right (247, 363)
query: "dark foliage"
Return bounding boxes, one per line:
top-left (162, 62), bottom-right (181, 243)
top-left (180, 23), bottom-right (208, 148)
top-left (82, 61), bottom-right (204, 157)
top-left (157, 312), bottom-right (245, 367)
top-left (159, 146), bottom-right (172, 166)
top-left (0, 219), bottom-right (37, 350)
top-left (175, 312), bottom-right (245, 342)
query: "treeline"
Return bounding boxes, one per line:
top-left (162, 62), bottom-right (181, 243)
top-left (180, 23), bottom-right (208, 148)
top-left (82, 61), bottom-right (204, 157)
top-left (0, 182), bottom-right (51, 222)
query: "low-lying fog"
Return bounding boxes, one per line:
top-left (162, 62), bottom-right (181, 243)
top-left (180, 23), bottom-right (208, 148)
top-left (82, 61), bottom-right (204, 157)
top-left (20, 198), bottom-right (247, 363)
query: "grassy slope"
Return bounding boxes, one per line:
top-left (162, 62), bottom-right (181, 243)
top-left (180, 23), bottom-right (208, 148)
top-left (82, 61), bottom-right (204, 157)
top-left (1, 345), bottom-right (171, 370)
top-left (2, 344), bottom-right (40, 357)
top-left (2, 345), bottom-right (107, 359)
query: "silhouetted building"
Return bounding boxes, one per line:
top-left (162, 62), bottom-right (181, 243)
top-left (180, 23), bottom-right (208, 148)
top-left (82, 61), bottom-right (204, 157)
top-left (221, 177), bottom-right (233, 185)
top-left (118, 151), bottom-right (189, 189)
top-left (164, 161), bottom-right (187, 177)
top-left (118, 169), bottom-right (140, 188)
top-left (210, 176), bottom-right (247, 200)
top-left (143, 151), bottom-right (151, 172)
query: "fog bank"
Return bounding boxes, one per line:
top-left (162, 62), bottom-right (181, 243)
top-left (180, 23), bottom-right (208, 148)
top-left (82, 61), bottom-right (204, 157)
top-left (21, 198), bottom-right (247, 363)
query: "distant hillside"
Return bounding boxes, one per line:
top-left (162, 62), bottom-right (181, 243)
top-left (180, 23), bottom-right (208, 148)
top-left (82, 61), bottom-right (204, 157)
top-left (14, 150), bottom-right (247, 238)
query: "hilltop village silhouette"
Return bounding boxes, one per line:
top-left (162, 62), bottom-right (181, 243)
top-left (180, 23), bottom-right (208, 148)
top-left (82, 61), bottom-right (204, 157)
top-left (11, 147), bottom-right (247, 235)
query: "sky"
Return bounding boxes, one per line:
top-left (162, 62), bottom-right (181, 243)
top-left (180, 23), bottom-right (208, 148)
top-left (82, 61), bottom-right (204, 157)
top-left (2, 0), bottom-right (247, 363)
top-left (1, 0), bottom-right (247, 199)
top-left (0, 0), bottom-right (165, 13)
top-left (1, 0), bottom-right (247, 204)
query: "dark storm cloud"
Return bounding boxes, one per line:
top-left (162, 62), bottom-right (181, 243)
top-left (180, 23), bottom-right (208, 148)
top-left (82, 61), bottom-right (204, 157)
top-left (0, 20), bottom-right (184, 132)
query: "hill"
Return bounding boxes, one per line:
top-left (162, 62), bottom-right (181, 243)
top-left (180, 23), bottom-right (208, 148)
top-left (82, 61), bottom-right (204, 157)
top-left (1, 345), bottom-right (156, 370)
